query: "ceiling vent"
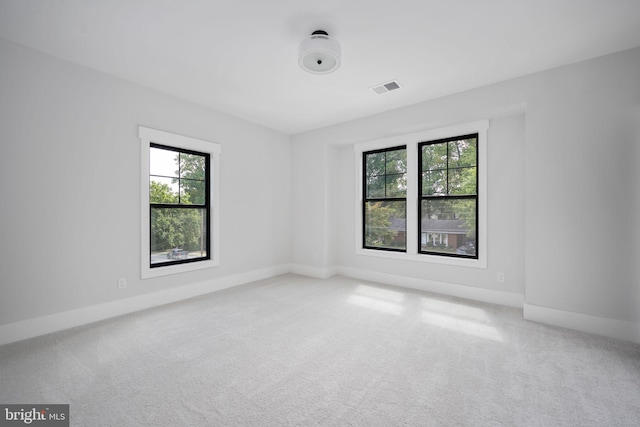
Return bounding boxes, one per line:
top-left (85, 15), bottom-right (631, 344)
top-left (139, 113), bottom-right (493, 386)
top-left (371, 80), bottom-right (401, 94)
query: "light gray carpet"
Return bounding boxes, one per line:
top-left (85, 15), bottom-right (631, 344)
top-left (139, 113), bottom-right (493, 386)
top-left (1, 274), bottom-right (639, 426)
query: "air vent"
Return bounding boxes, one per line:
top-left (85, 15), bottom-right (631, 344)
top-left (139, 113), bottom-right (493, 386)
top-left (371, 80), bottom-right (401, 95)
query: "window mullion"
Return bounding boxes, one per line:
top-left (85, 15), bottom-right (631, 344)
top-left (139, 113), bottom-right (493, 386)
top-left (177, 152), bottom-right (181, 205)
top-left (406, 140), bottom-right (418, 255)
top-left (445, 141), bottom-right (448, 195)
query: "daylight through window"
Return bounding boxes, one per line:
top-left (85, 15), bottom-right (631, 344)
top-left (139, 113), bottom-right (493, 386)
top-left (363, 146), bottom-right (407, 251)
top-left (419, 134), bottom-right (478, 258)
top-left (149, 143), bottom-right (210, 267)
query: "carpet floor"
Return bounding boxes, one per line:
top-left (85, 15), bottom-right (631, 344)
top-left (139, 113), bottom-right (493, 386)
top-left (1, 274), bottom-right (639, 426)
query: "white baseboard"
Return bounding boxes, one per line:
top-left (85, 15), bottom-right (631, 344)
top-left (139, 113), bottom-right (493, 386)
top-left (6, 263), bottom-right (635, 346)
top-left (524, 303), bottom-right (640, 344)
top-left (0, 264), bottom-right (290, 346)
top-left (335, 266), bottom-right (524, 308)
top-left (289, 263), bottom-right (338, 279)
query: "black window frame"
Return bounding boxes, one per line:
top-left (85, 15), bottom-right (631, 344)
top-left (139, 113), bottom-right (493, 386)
top-left (149, 142), bottom-right (211, 268)
top-left (418, 134), bottom-right (479, 259)
top-left (362, 145), bottom-right (407, 252)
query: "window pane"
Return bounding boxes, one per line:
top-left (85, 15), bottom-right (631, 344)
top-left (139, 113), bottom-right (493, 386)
top-left (150, 177), bottom-right (179, 204)
top-left (420, 199), bottom-right (476, 257)
top-left (366, 152), bottom-right (386, 177)
top-left (385, 173), bottom-right (407, 197)
top-left (179, 153), bottom-right (206, 179)
top-left (364, 200), bottom-right (406, 250)
top-left (449, 166), bottom-right (477, 195)
top-left (151, 207), bottom-right (207, 265)
top-left (180, 178), bottom-right (206, 205)
top-left (385, 149), bottom-right (407, 174)
top-left (178, 153), bottom-right (206, 205)
top-left (365, 148), bottom-right (407, 199)
top-left (422, 144), bottom-right (447, 170)
top-left (422, 170), bottom-right (446, 196)
top-left (366, 174), bottom-right (385, 198)
top-left (448, 138), bottom-right (476, 168)
top-left (150, 147), bottom-right (178, 177)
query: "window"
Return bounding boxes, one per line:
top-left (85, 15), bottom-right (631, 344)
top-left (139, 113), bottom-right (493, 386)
top-left (363, 146), bottom-right (407, 251)
top-left (355, 121), bottom-right (487, 268)
top-left (139, 127), bottom-right (221, 278)
top-left (150, 144), bottom-right (209, 267)
top-left (419, 134), bottom-right (478, 259)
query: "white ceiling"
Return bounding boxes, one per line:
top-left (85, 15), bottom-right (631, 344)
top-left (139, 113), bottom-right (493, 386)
top-left (1, 1), bottom-right (640, 135)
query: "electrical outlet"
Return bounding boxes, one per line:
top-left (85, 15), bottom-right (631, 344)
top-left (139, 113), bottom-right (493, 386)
top-left (118, 277), bottom-right (127, 290)
top-left (497, 272), bottom-right (505, 283)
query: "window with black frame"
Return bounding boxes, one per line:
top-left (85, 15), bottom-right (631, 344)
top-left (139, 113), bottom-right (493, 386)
top-left (363, 146), bottom-right (407, 251)
top-left (149, 143), bottom-right (210, 267)
top-left (419, 134), bottom-right (478, 258)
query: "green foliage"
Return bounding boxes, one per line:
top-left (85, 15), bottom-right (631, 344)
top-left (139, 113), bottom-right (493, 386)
top-left (175, 153), bottom-right (206, 205)
top-left (151, 207), bottom-right (204, 253)
top-left (457, 199), bottom-right (476, 239)
top-left (365, 148), bottom-right (407, 198)
top-left (365, 201), bottom-right (405, 249)
top-left (422, 138), bottom-right (476, 196)
top-left (150, 181), bottom-right (178, 204)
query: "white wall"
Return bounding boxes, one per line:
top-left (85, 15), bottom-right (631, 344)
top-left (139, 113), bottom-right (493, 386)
top-left (523, 54), bottom-right (639, 321)
top-left (292, 46), bottom-right (640, 340)
top-left (0, 38), bottom-right (291, 328)
top-left (290, 142), bottom-right (339, 277)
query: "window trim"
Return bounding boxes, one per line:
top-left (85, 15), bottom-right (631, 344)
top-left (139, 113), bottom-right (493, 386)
top-left (354, 120), bottom-right (488, 269)
top-left (139, 126), bottom-right (221, 279)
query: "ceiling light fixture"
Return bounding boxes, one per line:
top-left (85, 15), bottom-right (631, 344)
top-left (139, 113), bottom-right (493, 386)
top-left (298, 30), bottom-right (341, 74)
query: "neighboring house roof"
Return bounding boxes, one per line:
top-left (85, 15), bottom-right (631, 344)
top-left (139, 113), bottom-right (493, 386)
top-left (390, 218), bottom-right (468, 234)
top-left (421, 219), bottom-right (467, 234)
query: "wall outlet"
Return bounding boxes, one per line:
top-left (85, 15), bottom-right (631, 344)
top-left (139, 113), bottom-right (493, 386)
top-left (118, 277), bottom-right (127, 290)
top-left (497, 272), bottom-right (505, 283)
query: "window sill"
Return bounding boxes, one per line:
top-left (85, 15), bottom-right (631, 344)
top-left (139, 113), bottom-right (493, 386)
top-left (355, 248), bottom-right (487, 269)
top-left (141, 259), bottom-right (219, 279)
